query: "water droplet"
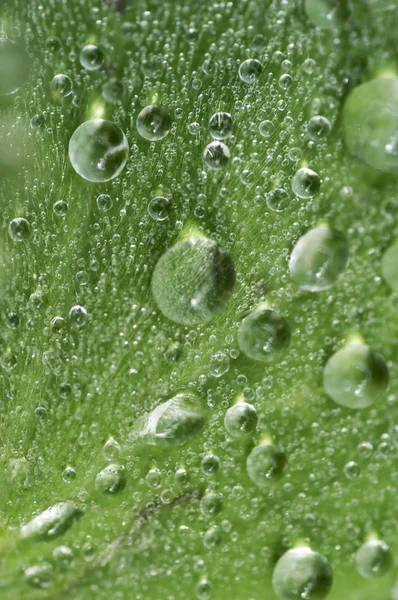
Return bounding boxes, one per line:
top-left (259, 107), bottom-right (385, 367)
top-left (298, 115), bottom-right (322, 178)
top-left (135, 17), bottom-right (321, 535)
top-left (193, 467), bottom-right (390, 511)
top-left (307, 115), bottom-right (331, 141)
top-left (272, 547), bottom-right (333, 600)
top-left (355, 540), bottom-right (393, 578)
top-left (246, 443), bottom-right (287, 488)
top-left (69, 119), bottom-right (129, 182)
top-left (238, 308), bottom-right (291, 362)
top-left (289, 226), bottom-right (349, 291)
top-left (20, 501), bottom-right (83, 541)
top-left (95, 463), bottom-right (126, 494)
top-left (151, 236), bottom-right (235, 325)
top-left (79, 44), bottom-right (104, 71)
top-left (323, 343), bottom-right (389, 409)
top-left (148, 196), bottom-right (171, 221)
top-left (51, 74), bottom-right (73, 98)
top-left (69, 305), bottom-right (88, 327)
top-left (201, 454), bottom-right (220, 475)
top-left (358, 441), bottom-right (373, 458)
top-left (102, 78), bottom-right (124, 103)
top-left (279, 73), bottom-right (293, 89)
top-left (195, 578), bottom-right (213, 599)
top-left (381, 243), bottom-right (398, 290)
top-left (140, 392), bottom-right (204, 446)
top-left (267, 188), bottom-right (291, 212)
top-left (200, 492), bottom-right (223, 516)
top-left (136, 105), bottom-right (172, 141)
top-left (0, 40), bottom-right (30, 96)
top-left (208, 111), bottom-right (233, 140)
top-left (146, 467), bottom-right (162, 488)
top-left (96, 193), bottom-right (113, 212)
top-left (24, 563), bottom-right (53, 589)
top-left (259, 119), bottom-right (274, 137)
top-left (343, 77), bottom-right (398, 173)
top-left (53, 200), bottom-right (68, 217)
top-left (6, 312), bottom-right (19, 328)
top-left (238, 58), bottom-right (262, 84)
top-left (209, 351), bottom-right (230, 377)
top-left (224, 400), bottom-right (258, 437)
top-left (344, 461), bottom-right (360, 479)
top-left (203, 525), bottom-right (221, 548)
top-left (30, 114), bottom-right (45, 129)
top-left (53, 545), bottom-right (74, 569)
top-left (62, 466), bottom-right (77, 483)
top-left (103, 437), bottom-right (121, 461)
top-left (291, 167), bottom-right (321, 199)
top-left (305, 0), bottom-right (337, 29)
top-left (8, 217), bottom-right (31, 242)
top-left (203, 141), bottom-right (231, 169)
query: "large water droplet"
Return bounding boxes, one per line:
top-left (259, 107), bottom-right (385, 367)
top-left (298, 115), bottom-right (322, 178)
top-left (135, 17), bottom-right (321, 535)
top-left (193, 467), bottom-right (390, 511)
top-left (381, 243), bottom-right (398, 290)
top-left (0, 39), bottom-right (30, 96)
top-left (8, 217), bottom-right (31, 242)
top-left (139, 391), bottom-right (205, 446)
top-left (343, 77), bottom-right (398, 172)
top-left (307, 115), bottom-right (332, 141)
top-left (224, 400), bottom-right (258, 437)
top-left (20, 501), bottom-right (83, 541)
top-left (291, 167), bottom-right (321, 199)
top-left (95, 463), bottom-right (126, 494)
top-left (136, 105), bottom-right (172, 141)
top-left (151, 236), bottom-right (235, 325)
top-left (69, 119), bottom-right (129, 182)
top-left (51, 74), bottom-right (73, 98)
top-left (148, 196), bottom-right (171, 221)
top-left (272, 547), bottom-right (333, 600)
top-left (246, 443), bottom-right (287, 488)
top-left (208, 111), bottom-right (233, 139)
top-left (238, 58), bottom-right (262, 83)
top-left (203, 141), bottom-right (231, 169)
top-left (238, 308), bottom-right (291, 362)
top-left (79, 44), bottom-right (104, 71)
top-left (305, 0), bottom-right (337, 29)
top-left (24, 563), bottom-right (53, 589)
top-left (323, 343), bottom-right (389, 409)
top-left (289, 226), bottom-right (349, 291)
top-left (355, 539), bottom-right (393, 578)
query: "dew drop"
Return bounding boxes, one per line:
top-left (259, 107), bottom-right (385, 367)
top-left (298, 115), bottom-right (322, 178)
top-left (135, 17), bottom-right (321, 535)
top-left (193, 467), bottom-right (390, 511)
top-left (323, 343), bottom-right (389, 409)
top-left (8, 217), bottom-right (31, 242)
top-left (238, 308), bottom-right (291, 362)
top-left (96, 193), bottom-right (113, 212)
top-left (95, 463), bottom-right (126, 494)
top-left (343, 77), bottom-right (398, 172)
top-left (79, 44), bottom-right (104, 71)
top-left (148, 196), bottom-right (171, 221)
top-left (203, 141), bottom-right (231, 169)
top-left (20, 501), bottom-right (83, 541)
top-left (200, 492), bottom-right (223, 516)
top-left (69, 119), bottom-right (129, 182)
top-left (272, 547), bottom-right (333, 600)
top-left (267, 188), bottom-right (291, 212)
top-left (289, 226), bottom-right (349, 291)
top-left (24, 563), bottom-right (53, 589)
top-left (62, 466), bottom-right (77, 483)
top-left (136, 105), bottom-right (172, 141)
top-left (224, 400), bottom-right (258, 437)
top-left (208, 111), bottom-right (233, 140)
top-left (291, 167), bottom-right (321, 199)
top-left (246, 443), bottom-right (287, 488)
top-left (139, 391), bottom-right (205, 446)
top-left (307, 115), bottom-right (331, 141)
top-left (151, 236), bottom-right (235, 325)
top-left (355, 540), bottom-right (393, 578)
top-left (209, 351), bottom-right (230, 377)
top-left (51, 74), bottom-right (73, 98)
top-left (238, 58), bottom-right (262, 84)
top-left (0, 39), bottom-right (30, 96)
top-left (69, 305), bottom-right (88, 327)
top-left (381, 243), bottom-right (398, 290)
